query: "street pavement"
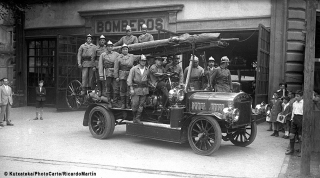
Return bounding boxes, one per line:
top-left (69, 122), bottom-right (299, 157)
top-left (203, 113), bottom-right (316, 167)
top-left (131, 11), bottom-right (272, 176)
top-left (0, 107), bottom-right (289, 178)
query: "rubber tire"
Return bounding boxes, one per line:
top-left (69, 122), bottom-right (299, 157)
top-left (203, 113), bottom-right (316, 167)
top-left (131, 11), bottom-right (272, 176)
top-left (88, 106), bottom-right (115, 139)
top-left (229, 121), bottom-right (257, 147)
top-left (188, 116), bottom-right (222, 156)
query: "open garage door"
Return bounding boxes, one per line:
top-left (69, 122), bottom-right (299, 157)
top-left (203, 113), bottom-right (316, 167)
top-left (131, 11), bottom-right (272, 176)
top-left (56, 35), bottom-right (82, 110)
top-left (255, 24), bottom-right (270, 105)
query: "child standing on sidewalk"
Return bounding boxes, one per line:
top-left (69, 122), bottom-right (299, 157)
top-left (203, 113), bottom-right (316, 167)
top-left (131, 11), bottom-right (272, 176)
top-left (278, 96), bottom-right (292, 139)
top-left (270, 92), bottom-right (282, 137)
top-left (265, 104), bottom-right (272, 131)
top-left (285, 90), bottom-right (303, 156)
top-left (34, 80), bottom-right (46, 120)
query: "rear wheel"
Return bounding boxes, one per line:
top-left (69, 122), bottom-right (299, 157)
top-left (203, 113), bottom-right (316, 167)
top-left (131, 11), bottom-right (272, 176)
top-left (188, 116), bottom-right (222, 156)
top-left (229, 122), bottom-right (257, 147)
top-left (88, 106), bottom-right (115, 139)
top-left (66, 80), bottom-right (82, 110)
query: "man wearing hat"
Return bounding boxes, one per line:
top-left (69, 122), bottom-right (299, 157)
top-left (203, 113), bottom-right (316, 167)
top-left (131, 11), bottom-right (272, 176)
top-left (184, 55), bottom-right (204, 90)
top-left (114, 25), bottom-right (138, 46)
top-left (127, 54), bottom-right (149, 124)
top-left (149, 56), bottom-right (170, 107)
top-left (77, 34), bottom-right (97, 95)
top-left (165, 55), bottom-right (184, 87)
top-left (114, 44), bottom-right (141, 109)
top-left (94, 35), bottom-right (107, 91)
top-left (99, 40), bottom-right (120, 104)
top-left (210, 56), bottom-right (233, 92)
top-left (204, 56), bottom-right (220, 89)
top-left (0, 78), bottom-right (14, 126)
top-left (138, 24), bottom-right (154, 43)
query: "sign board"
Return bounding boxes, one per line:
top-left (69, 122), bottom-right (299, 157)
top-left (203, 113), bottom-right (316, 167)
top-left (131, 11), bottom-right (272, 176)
top-left (95, 17), bottom-right (166, 34)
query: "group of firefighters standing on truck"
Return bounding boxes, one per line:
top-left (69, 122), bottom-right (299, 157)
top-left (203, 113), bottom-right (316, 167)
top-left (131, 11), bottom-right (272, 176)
top-left (77, 24), bottom-right (233, 123)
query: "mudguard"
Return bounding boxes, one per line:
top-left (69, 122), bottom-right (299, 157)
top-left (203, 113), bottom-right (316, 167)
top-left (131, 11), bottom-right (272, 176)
top-left (82, 103), bottom-right (112, 126)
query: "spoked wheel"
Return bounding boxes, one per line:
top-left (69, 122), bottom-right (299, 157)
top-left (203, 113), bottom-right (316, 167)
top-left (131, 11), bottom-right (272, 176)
top-left (229, 121), bottom-right (257, 147)
top-left (188, 116), bottom-right (222, 156)
top-left (88, 106), bottom-right (115, 139)
top-left (66, 80), bottom-right (82, 110)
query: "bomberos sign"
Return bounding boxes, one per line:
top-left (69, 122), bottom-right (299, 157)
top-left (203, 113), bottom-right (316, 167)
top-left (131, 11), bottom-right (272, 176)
top-left (95, 17), bottom-right (166, 34)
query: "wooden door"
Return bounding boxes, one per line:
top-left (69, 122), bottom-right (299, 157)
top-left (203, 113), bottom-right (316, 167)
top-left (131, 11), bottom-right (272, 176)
top-left (56, 35), bottom-right (82, 109)
top-left (255, 24), bottom-right (270, 105)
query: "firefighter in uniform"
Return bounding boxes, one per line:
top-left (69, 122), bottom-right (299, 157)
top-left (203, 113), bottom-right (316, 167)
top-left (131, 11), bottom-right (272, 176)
top-left (94, 35), bottom-right (107, 91)
top-left (165, 55), bottom-right (184, 87)
top-left (127, 54), bottom-right (149, 124)
top-left (138, 24), bottom-right (154, 43)
top-left (184, 55), bottom-right (204, 90)
top-left (210, 56), bottom-right (233, 92)
top-left (204, 56), bottom-right (220, 89)
top-left (77, 34), bottom-right (96, 95)
top-left (114, 44), bottom-right (141, 109)
top-left (149, 57), bottom-right (170, 107)
top-left (98, 40), bottom-right (120, 103)
top-left (114, 25), bottom-right (138, 46)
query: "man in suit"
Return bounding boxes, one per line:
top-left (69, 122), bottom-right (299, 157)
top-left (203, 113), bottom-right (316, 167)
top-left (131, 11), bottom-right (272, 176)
top-left (0, 78), bottom-right (14, 126)
top-left (34, 80), bottom-right (46, 120)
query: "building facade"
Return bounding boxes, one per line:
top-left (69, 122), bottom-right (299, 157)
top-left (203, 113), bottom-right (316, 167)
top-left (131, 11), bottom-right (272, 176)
top-left (6, 0), bottom-right (319, 110)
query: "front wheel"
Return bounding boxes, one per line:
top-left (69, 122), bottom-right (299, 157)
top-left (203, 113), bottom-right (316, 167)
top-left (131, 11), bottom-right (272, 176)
top-left (188, 116), bottom-right (222, 156)
top-left (88, 106), bottom-right (115, 139)
top-left (229, 121), bottom-right (257, 147)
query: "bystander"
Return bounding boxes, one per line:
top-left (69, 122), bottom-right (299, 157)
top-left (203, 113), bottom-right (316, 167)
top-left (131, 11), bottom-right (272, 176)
top-left (0, 78), bottom-right (14, 126)
top-left (34, 80), bottom-right (46, 120)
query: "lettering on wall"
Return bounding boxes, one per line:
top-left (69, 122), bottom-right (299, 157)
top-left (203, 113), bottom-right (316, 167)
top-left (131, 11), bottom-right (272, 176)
top-left (95, 17), bottom-right (165, 34)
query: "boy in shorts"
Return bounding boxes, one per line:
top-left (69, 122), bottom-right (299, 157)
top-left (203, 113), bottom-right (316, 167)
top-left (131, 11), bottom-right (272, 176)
top-left (285, 90), bottom-right (303, 156)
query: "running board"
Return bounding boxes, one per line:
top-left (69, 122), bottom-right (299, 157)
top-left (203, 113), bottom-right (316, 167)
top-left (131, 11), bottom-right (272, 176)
top-left (126, 122), bottom-right (187, 144)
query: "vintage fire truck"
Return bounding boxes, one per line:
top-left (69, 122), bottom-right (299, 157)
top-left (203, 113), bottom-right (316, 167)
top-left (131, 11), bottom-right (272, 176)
top-left (79, 33), bottom-right (257, 156)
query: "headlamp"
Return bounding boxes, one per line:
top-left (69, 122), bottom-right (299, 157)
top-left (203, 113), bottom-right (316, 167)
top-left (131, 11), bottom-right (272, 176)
top-left (222, 107), bottom-right (240, 123)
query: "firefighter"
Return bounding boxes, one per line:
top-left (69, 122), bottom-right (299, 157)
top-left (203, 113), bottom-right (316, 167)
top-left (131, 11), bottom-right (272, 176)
top-left (114, 44), bottom-right (141, 109)
top-left (98, 40), bottom-right (120, 103)
top-left (210, 56), bottom-right (233, 92)
top-left (184, 55), bottom-right (204, 90)
top-left (149, 57), bottom-right (170, 107)
top-left (114, 25), bottom-right (138, 46)
top-left (94, 35), bottom-right (107, 91)
top-left (77, 34), bottom-right (96, 95)
top-left (138, 24), bottom-right (154, 43)
top-left (127, 54), bottom-right (149, 124)
top-left (165, 55), bottom-right (184, 87)
top-left (204, 56), bottom-right (220, 89)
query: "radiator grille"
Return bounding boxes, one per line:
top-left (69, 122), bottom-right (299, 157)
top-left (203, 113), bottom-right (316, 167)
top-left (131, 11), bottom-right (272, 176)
top-left (233, 101), bottom-right (252, 126)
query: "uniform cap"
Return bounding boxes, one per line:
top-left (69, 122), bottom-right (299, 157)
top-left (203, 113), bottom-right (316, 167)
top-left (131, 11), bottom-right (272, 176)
top-left (142, 24), bottom-right (147, 29)
top-left (140, 54), bottom-right (147, 61)
top-left (172, 55), bottom-right (180, 59)
top-left (99, 35), bottom-right (105, 39)
top-left (221, 56), bottom-right (230, 63)
top-left (121, 43), bottom-right (129, 49)
top-left (209, 56), bottom-right (215, 61)
top-left (87, 34), bottom-right (92, 38)
top-left (107, 40), bottom-right (113, 45)
top-left (190, 55), bottom-right (199, 62)
top-left (155, 56), bottom-right (164, 61)
top-left (126, 25), bottom-right (131, 31)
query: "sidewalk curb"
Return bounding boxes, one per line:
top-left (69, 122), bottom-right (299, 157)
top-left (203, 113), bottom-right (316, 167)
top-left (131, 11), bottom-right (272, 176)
top-left (278, 155), bottom-right (290, 178)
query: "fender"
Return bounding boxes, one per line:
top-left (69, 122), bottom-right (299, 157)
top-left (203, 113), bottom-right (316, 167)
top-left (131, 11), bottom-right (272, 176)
top-left (83, 103), bottom-right (112, 126)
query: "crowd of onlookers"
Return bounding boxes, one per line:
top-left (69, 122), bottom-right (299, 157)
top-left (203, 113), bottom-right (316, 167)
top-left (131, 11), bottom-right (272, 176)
top-left (256, 83), bottom-right (320, 157)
